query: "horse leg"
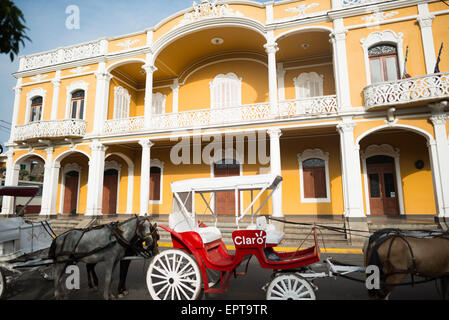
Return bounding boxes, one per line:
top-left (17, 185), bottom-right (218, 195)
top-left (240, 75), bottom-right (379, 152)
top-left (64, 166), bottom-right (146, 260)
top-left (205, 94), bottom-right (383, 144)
top-left (439, 276), bottom-right (449, 300)
top-left (103, 259), bottom-right (119, 300)
top-left (382, 274), bottom-right (407, 300)
top-left (86, 264), bottom-right (98, 291)
top-left (118, 260), bottom-right (131, 298)
top-left (53, 262), bottom-right (67, 300)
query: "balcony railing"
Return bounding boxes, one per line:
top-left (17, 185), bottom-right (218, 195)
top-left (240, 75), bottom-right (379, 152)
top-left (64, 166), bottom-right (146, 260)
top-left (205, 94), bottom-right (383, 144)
top-left (14, 119), bottom-right (87, 142)
top-left (103, 95), bottom-right (338, 135)
top-left (363, 72), bottom-right (449, 109)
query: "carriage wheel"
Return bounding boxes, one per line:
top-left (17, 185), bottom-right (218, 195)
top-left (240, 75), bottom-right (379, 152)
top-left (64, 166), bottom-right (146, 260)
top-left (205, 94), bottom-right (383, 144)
top-left (147, 249), bottom-right (202, 300)
top-left (266, 274), bottom-right (316, 300)
top-left (0, 268), bottom-right (6, 300)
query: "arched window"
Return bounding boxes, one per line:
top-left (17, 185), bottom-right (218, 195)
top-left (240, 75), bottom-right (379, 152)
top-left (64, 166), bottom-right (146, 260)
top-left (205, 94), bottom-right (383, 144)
top-left (30, 96), bottom-right (43, 122)
top-left (152, 92), bottom-right (166, 115)
top-left (210, 73), bottom-right (242, 109)
top-left (293, 72), bottom-right (324, 99)
top-left (368, 44), bottom-right (400, 83)
top-left (113, 86), bottom-right (131, 119)
top-left (70, 90), bottom-right (85, 120)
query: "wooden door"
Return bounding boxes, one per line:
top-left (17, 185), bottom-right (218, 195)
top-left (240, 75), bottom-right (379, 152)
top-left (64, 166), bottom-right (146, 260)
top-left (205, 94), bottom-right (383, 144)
top-left (367, 157), bottom-right (400, 216)
top-left (150, 167), bottom-right (161, 201)
top-left (214, 161), bottom-right (240, 216)
top-left (63, 171), bottom-right (79, 214)
top-left (102, 169), bottom-right (118, 215)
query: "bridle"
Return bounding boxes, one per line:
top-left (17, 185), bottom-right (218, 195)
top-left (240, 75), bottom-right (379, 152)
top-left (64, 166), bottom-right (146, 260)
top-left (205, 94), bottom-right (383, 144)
top-left (110, 216), bottom-right (159, 258)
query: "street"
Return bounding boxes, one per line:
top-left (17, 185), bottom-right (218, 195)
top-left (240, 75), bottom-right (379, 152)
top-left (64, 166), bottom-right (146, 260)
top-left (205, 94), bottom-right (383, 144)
top-left (2, 250), bottom-right (443, 301)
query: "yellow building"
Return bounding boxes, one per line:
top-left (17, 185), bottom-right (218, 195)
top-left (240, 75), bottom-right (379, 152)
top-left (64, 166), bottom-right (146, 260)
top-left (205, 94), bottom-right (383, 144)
top-left (2, 0), bottom-right (449, 230)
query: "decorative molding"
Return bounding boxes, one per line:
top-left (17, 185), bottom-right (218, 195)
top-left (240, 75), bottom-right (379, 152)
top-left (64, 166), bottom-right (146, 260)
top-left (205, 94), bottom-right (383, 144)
top-left (361, 10), bottom-right (399, 24)
top-left (104, 160), bottom-right (122, 171)
top-left (63, 162), bottom-right (82, 174)
top-left (360, 144), bottom-right (400, 159)
top-left (116, 39), bottom-right (140, 50)
top-left (179, 0), bottom-right (244, 26)
top-left (70, 66), bottom-right (90, 74)
top-left (285, 3), bottom-right (320, 17)
top-left (361, 30), bottom-right (404, 86)
top-left (30, 74), bottom-right (49, 82)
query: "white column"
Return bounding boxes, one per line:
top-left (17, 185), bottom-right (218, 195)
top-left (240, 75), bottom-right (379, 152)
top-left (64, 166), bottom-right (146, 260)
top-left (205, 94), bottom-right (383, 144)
top-left (268, 128), bottom-right (283, 218)
top-left (40, 147), bottom-right (54, 215)
top-left (142, 64), bottom-right (157, 128)
top-left (139, 138), bottom-right (153, 216)
top-left (171, 79), bottom-right (180, 113)
top-left (429, 101), bottom-right (449, 217)
top-left (265, 40), bottom-right (279, 107)
top-left (93, 63), bottom-right (112, 135)
top-left (47, 163), bottom-right (60, 215)
top-left (330, 19), bottom-right (352, 110)
top-left (337, 119), bottom-right (365, 218)
top-left (9, 79), bottom-right (22, 143)
top-left (277, 63), bottom-right (286, 101)
top-left (51, 71), bottom-right (61, 121)
top-left (418, 3), bottom-right (436, 74)
top-left (86, 141), bottom-right (107, 216)
top-left (1, 149), bottom-right (19, 215)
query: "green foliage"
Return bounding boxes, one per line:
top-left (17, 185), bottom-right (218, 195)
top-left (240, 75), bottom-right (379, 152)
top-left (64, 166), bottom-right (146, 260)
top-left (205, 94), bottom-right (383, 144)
top-left (0, 0), bottom-right (30, 61)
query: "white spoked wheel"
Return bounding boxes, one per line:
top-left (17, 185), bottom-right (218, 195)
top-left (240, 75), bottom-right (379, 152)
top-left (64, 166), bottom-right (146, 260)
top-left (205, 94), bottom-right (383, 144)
top-left (266, 274), bottom-right (316, 300)
top-left (147, 249), bottom-right (202, 300)
top-left (0, 268), bottom-right (5, 300)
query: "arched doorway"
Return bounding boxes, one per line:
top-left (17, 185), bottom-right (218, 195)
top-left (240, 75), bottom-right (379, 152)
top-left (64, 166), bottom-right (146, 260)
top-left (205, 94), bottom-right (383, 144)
top-left (366, 155), bottom-right (400, 216)
top-left (102, 169), bottom-right (119, 215)
top-left (63, 171), bottom-right (80, 215)
top-left (213, 159), bottom-right (240, 216)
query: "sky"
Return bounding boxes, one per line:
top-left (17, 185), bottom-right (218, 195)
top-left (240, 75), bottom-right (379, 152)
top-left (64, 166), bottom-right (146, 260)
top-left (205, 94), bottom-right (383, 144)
top-left (0, 0), bottom-right (267, 147)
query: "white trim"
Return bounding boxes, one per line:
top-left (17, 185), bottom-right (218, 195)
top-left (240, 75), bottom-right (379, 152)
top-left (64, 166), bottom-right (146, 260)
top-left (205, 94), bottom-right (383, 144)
top-left (25, 88), bottom-right (47, 124)
top-left (65, 80), bottom-right (89, 119)
top-left (113, 86), bottom-right (131, 119)
top-left (149, 159), bottom-right (165, 205)
top-left (297, 149), bottom-right (331, 203)
top-left (210, 73), bottom-right (242, 109)
top-left (293, 72), bottom-right (324, 99)
top-left (59, 163), bottom-right (82, 215)
top-left (360, 144), bottom-right (405, 216)
top-left (152, 92), bottom-right (167, 115)
top-left (361, 30), bottom-right (404, 85)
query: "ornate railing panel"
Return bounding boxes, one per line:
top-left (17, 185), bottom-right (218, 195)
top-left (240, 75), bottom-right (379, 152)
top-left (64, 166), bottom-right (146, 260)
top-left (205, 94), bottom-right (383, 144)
top-left (14, 119), bottom-right (87, 142)
top-left (363, 73), bottom-right (449, 109)
top-left (19, 40), bottom-right (107, 72)
top-left (103, 95), bottom-right (339, 135)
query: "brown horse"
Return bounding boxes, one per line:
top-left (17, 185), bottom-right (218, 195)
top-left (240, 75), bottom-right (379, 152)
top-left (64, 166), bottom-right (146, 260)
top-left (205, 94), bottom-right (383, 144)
top-left (364, 228), bottom-right (449, 300)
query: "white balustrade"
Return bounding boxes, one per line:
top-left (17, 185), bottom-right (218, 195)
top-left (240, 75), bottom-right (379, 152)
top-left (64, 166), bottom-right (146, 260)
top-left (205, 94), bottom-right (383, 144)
top-left (14, 119), bottom-right (87, 142)
top-left (102, 95), bottom-right (339, 135)
top-left (19, 40), bottom-right (106, 72)
top-left (364, 72), bottom-right (449, 109)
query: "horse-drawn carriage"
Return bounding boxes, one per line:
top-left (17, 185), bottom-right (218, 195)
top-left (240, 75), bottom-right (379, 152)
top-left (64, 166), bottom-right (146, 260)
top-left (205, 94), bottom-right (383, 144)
top-left (145, 174), bottom-right (368, 300)
top-left (0, 186), bottom-right (54, 299)
top-left (146, 173), bottom-right (449, 300)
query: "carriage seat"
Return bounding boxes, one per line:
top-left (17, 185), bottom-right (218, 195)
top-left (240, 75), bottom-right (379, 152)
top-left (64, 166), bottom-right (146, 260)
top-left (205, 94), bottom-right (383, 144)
top-left (169, 211), bottom-right (222, 244)
top-left (246, 216), bottom-right (284, 245)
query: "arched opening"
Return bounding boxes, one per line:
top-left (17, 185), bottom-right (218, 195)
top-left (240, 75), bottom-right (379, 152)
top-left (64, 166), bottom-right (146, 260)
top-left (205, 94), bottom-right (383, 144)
top-left (359, 128), bottom-right (436, 217)
top-left (13, 155), bottom-right (45, 215)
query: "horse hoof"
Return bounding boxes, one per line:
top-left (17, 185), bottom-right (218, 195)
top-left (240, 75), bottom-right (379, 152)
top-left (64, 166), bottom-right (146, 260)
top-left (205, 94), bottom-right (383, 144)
top-left (118, 291), bottom-right (129, 299)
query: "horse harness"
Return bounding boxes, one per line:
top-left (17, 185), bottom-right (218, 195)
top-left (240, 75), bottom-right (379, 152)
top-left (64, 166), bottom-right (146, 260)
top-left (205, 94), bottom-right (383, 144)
top-left (368, 228), bottom-right (449, 286)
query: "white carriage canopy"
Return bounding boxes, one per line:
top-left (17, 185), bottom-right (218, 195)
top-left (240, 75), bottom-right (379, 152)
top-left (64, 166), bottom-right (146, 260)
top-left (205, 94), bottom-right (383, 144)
top-left (170, 174), bottom-right (282, 227)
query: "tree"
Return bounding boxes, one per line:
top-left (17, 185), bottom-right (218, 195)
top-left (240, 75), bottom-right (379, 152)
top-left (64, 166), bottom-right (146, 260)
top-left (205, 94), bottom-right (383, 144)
top-left (0, 0), bottom-right (30, 61)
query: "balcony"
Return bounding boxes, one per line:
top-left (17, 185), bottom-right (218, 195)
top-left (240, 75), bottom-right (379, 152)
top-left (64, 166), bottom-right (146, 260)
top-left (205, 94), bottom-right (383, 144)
top-left (363, 73), bottom-right (449, 110)
top-left (103, 95), bottom-right (339, 135)
top-left (14, 119), bottom-right (87, 143)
